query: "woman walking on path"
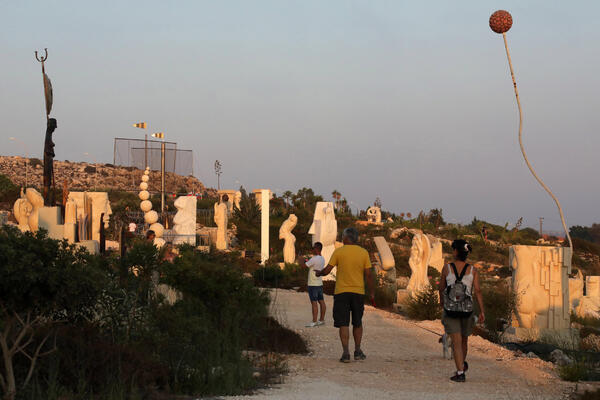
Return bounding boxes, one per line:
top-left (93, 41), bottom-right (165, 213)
top-left (439, 239), bottom-right (485, 382)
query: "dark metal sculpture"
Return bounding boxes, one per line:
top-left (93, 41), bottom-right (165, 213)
top-left (35, 48), bottom-right (57, 206)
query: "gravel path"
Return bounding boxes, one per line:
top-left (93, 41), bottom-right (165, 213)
top-left (232, 290), bottom-right (574, 400)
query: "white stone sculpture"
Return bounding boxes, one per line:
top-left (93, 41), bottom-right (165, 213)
top-left (373, 236), bottom-right (395, 271)
top-left (577, 276), bottom-right (600, 318)
top-left (406, 233), bottom-right (431, 296)
top-left (366, 206), bottom-right (382, 224)
top-left (279, 214), bottom-right (298, 264)
top-left (308, 202), bottom-right (337, 265)
top-left (173, 195), bottom-right (197, 245)
top-left (427, 235), bottom-right (445, 273)
top-left (25, 188), bottom-right (44, 232)
top-left (214, 198), bottom-right (229, 250)
top-left (256, 189), bottom-right (271, 264)
top-left (67, 192), bottom-right (112, 242)
top-left (234, 191), bottom-right (242, 210)
top-left (509, 245), bottom-right (572, 336)
top-left (13, 189), bottom-right (32, 232)
top-left (217, 190), bottom-right (237, 212)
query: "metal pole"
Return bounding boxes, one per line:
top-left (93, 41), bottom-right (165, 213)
top-left (539, 217), bottom-right (544, 238)
top-left (161, 141), bottom-right (165, 212)
top-left (145, 134), bottom-right (148, 169)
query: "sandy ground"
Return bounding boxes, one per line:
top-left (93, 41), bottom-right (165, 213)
top-left (231, 290), bottom-right (575, 400)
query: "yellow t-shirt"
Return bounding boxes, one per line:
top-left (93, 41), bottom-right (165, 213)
top-left (328, 245), bottom-right (371, 295)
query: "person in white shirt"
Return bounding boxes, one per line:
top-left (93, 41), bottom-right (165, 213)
top-left (299, 242), bottom-right (326, 327)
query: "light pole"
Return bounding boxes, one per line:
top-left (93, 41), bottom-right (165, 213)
top-left (151, 132), bottom-right (166, 212)
top-left (83, 152), bottom-right (98, 191)
top-left (9, 137), bottom-right (29, 188)
top-left (132, 122), bottom-right (148, 168)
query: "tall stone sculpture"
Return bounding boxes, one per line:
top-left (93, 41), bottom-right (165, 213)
top-left (308, 202), bottom-right (337, 264)
top-left (214, 194), bottom-right (229, 250)
top-left (509, 245), bottom-right (572, 337)
top-left (577, 276), bottom-right (600, 318)
top-left (279, 214), bottom-right (298, 264)
top-left (406, 233), bottom-right (431, 296)
top-left (569, 270), bottom-right (584, 310)
top-left (366, 206), bottom-right (382, 224)
top-left (173, 195), bottom-right (197, 245)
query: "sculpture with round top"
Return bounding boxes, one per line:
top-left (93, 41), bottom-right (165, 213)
top-left (490, 10), bottom-right (572, 254)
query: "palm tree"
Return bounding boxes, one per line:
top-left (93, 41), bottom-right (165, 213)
top-left (282, 190), bottom-right (293, 208)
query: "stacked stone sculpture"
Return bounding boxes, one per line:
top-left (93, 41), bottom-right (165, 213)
top-left (140, 167), bottom-right (165, 248)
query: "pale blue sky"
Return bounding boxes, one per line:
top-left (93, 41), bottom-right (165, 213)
top-left (1, 1), bottom-right (599, 230)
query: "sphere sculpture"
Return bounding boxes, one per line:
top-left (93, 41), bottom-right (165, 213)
top-left (138, 167), bottom-right (165, 247)
top-left (490, 10), bottom-right (572, 252)
top-left (489, 10), bottom-right (512, 34)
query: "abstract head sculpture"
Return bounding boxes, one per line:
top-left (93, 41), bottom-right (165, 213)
top-left (489, 10), bottom-right (513, 34)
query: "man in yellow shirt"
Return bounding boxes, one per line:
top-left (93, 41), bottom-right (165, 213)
top-left (317, 227), bottom-right (375, 363)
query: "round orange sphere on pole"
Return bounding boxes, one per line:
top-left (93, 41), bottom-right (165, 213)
top-left (489, 10), bottom-right (513, 34)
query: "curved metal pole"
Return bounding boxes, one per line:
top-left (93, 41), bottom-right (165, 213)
top-left (502, 32), bottom-right (573, 252)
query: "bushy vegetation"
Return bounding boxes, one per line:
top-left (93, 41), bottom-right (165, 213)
top-left (558, 360), bottom-right (590, 382)
top-left (404, 285), bottom-right (441, 321)
top-left (0, 173), bottom-right (19, 204)
top-left (479, 279), bottom-right (517, 342)
top-left (253, 263), bottom-right (306, 289)
top-left (0, 226), bottom-right (289, 399)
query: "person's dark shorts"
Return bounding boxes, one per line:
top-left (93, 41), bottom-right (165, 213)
top-left (333, 292), bottom-right (364, 328)
top-left (307, 286), bottom-right (324, 302)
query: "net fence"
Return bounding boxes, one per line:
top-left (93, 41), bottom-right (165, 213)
top-left (113, 137), bottom-right (193, 176)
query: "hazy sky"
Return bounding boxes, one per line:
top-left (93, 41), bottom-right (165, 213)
top-left (2, 0), bottom-right (599, 231)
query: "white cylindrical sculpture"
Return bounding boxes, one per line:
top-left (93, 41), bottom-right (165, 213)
top-left (140, 200), bottom-right (152, 212)
top-left (142, 174), bottom-right (149, 182)
top-left (260, 189), bottom-right (270, 264)
top-left (145, 210), bottom-right (159, 224)
top-left (214, 199), bottom-right (229, 250)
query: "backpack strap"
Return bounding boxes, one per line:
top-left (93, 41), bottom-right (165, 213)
top-left (450, 263), bottom-right (469, 282)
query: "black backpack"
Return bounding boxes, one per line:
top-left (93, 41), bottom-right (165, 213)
top-left (443, 263), bottom-right (474, 318)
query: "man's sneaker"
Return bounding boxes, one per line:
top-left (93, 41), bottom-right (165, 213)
top-left (305, 322), bottom-right (317, 327)
top-left (316, 320), bottom-right (325, 326)
top-left (464, 361), bottom-right (469, 372)
top-left (339, 353), bottom-right (351, 363)
top-left (354, 349), bottom-right (366, 361)
top-left (450, 372), bottom-right (466, 382)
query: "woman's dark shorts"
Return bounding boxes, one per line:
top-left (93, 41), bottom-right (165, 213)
top-left (333, 292), bottom-right (364, 328)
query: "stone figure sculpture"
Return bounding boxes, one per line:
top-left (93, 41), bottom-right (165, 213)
top-left (406, 233), bottom-right (431, 296)
top-left (25, 188), bottom-right (44, 232)
top-left (279, 214), bottom-right (298, 264)
top-left (137, 168), bottom-right (165, 248)
top-left (63, 197), bottom-right (77, 243)
top-left (366, 206), bottom-right (382, 224)
top-left (427, 235), bottom-right (445, 273)
top-left (509, 245), bottom-right (572, 335)
top-left (43, 118), bottom-right (57, 206)
top-left (214, 194), bottom-right (229, 250)
top-left (234, 191), bottom-right (242, 210)
top-left (308, 202), bottom-right (337, 264)
top-left (13, 189), bottom-right (33, 232)
top-left (173, 195), bottom-right (197, 245)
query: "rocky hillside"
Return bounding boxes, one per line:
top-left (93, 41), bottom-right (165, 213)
top-left (0, 156), bottom-right (210, 195)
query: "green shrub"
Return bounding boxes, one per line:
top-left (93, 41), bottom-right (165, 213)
top-left (0, 173), bottom-right (19, 203)
top-left (253, 265), bottom-right (286, 287)
top-left (558, 360), bottom-right (589, 382)
top-left (404, 285), bottom-right (441, 321)
top-left (480, 279), bottom-right (516, 342)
